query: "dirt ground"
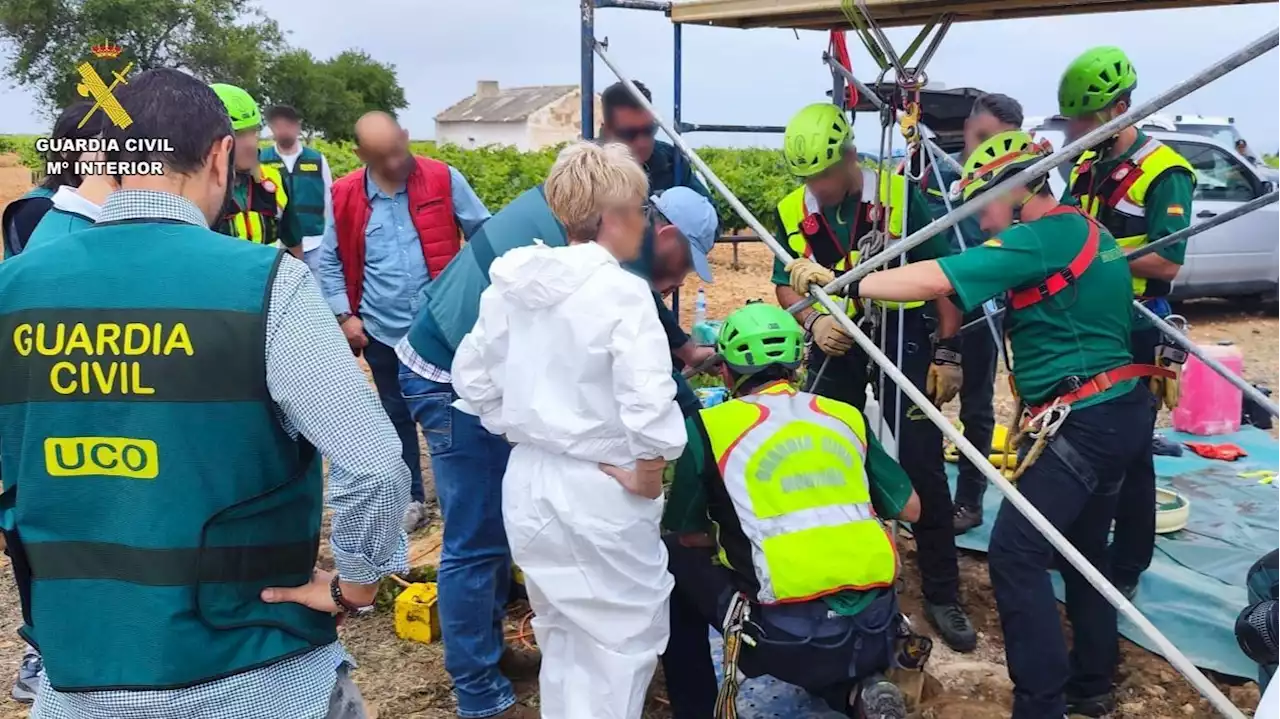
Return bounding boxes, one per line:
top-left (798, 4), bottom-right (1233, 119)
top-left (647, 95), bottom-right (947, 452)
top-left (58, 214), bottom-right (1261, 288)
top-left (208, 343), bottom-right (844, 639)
top-left (0, 190), bottom-right (1275, 718)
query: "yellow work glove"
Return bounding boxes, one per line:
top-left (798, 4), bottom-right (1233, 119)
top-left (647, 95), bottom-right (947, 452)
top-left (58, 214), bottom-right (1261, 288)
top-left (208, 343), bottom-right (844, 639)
top-left (925, 341), bottom-right (963, 408)
top-left (807, 314), bottom-right (853, 357)
top-left (786, 257), bottom-right (836, 296)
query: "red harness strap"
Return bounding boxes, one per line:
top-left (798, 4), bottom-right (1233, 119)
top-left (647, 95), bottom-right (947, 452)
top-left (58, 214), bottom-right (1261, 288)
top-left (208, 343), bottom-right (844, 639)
top-left (1029, 363), bottom-right (1176, 416)
top-left (1007, 205), bottom-right (1102, 310)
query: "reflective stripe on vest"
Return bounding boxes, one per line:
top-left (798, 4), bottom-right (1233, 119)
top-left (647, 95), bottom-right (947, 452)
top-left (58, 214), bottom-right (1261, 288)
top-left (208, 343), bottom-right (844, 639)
top-left (0, 224), bottom-right (333, 690)
top-left (223, 165), bottom-right (288, 245)
top-left (1068, 138), bottom-right (1195, 297)
top-left (700, 382), bottom-right (897, 604)
top-left (776, 170), bottom-right (923, 316)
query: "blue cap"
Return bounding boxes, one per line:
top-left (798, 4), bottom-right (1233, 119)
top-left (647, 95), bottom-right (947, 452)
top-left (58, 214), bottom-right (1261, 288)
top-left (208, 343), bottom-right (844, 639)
top-left (653, 186), bottom-right (717, 283)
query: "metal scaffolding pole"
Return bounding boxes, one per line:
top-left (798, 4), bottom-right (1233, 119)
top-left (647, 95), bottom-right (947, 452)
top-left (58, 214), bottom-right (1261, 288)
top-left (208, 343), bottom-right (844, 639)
top-left (592, 38), bottom-right (1249, 719)
top-left (959, 189), bottom-right (1280, 334)
top-left (953, 190), bottom-right (1280, 419)
top-left (790, 27), bottom-right (1280, 316)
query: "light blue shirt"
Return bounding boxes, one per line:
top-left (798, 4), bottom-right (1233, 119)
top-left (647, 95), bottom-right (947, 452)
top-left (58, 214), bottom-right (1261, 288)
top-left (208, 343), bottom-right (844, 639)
top-left (320, 165), bottom-right (489, 346)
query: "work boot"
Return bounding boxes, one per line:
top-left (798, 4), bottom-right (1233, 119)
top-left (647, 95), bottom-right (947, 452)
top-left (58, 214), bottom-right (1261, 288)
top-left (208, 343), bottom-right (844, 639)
top-left (951, 505), bottom-right (983, 535)
top-left (923, 601), bottom-right (977, 653)
top-left (11, 645), bottom-right (41, 704)
top-left (498, 645), bottom-right (541, 681)
top-left (853, 674), bottom-right (907, 719)
top-left (1066, 692), bottom-right (1116, 717)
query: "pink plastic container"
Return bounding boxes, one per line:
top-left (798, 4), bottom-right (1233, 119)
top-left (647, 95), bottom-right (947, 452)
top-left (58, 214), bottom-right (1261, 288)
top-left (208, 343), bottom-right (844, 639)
top-left (1172, 341), bottom-right (1243, 436)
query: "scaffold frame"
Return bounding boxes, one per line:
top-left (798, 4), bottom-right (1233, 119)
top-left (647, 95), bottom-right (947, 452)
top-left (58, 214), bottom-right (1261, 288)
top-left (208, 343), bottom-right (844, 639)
top-left (582, 2), bottom-right (1280, 714)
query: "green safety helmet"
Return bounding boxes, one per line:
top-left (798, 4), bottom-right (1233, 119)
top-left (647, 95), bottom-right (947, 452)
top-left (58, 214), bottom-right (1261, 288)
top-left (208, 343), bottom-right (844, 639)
top-left (211, 83), bottom-right (262, 132)
top-left (717, 302), bottom-right (805, 375)
top-left (1058, 46), bottom-right (1137, 117)
top-left (957, 130), bottom-right (1049, 202)
top-left (783, 103), bottom-right (852, 178)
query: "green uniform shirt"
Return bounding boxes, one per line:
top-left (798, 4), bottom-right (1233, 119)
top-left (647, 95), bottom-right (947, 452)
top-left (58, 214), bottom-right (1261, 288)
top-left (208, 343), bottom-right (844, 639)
top-left (662, 410), bottom-right (914, 616)
top-left (769, 183), bottom-right (950, 286)
top-left (938, 212), bottom-right (1136, 408)
top-left (1061, 132), bottom-right (1195, 264)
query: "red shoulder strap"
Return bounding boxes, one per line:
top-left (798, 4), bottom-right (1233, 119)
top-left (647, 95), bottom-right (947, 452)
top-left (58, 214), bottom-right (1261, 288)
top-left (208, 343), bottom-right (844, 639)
top-left (1007, 206), bottom-right (1101, 310)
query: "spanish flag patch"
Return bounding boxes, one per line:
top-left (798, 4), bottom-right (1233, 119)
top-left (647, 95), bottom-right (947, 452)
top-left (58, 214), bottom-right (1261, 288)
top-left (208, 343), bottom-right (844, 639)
top-left (983, 238), bottom-right (1003, 248)
top-left (1167, 205), bottom-right (1185, 217)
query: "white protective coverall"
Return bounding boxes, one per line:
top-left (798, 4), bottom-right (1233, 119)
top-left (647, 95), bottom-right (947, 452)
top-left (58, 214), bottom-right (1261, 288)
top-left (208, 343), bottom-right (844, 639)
top-left (452, 240), bottom-right (687, 719)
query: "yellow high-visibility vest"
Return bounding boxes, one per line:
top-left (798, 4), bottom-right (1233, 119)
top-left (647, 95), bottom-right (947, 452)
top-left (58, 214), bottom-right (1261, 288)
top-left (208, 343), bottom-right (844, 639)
top-left (776, 169), bottom-right (923, 316)
top-left (224, 164), bottom-right (289, 245)
top-left (1068, 137), bottom-right (1195, 297)
top-left (699, 382), bottom-right (897, 604)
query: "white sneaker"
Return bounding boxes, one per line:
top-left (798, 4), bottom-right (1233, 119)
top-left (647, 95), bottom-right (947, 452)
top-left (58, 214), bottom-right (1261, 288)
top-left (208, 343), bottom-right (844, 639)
top-left (402, 501), bottom-right (428, 533)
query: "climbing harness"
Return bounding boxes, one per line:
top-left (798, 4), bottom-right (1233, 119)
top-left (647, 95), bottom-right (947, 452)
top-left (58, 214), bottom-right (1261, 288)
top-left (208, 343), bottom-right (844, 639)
top-left (589, 22), bottom-right (1279, 717)
top-left (714, 592), bottom-right (755, 719)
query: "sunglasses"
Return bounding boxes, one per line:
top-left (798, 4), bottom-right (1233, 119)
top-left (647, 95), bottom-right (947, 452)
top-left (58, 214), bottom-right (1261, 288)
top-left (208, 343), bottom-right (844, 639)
top-left (613, 123), bottom-right (658, 142)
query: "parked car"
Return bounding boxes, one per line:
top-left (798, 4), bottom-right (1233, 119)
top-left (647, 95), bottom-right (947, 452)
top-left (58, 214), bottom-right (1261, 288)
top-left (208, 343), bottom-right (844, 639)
top-left (1029, 118), bottom-right (1277, 302)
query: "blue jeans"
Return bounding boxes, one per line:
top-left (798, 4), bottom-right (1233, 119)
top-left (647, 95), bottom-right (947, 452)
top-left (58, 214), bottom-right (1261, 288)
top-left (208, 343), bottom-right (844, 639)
top-left (988, 386), bottom-right (1153, 718)
top-left (399, 365), bottom-right (515, 718)
top-left (363, 339), bottom-right (425, 503)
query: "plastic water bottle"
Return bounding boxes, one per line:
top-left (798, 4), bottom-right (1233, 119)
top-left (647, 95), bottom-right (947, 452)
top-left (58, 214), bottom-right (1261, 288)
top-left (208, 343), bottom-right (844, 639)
top-left (693, 288), bottom-right (707, 329)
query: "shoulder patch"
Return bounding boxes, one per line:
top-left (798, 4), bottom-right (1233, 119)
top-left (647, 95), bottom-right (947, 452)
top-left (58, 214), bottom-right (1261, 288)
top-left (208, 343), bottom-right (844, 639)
top-left (1167, 205), bottom-right (1185, 217)
top-left (983, 238), bottom-right (1003, 248)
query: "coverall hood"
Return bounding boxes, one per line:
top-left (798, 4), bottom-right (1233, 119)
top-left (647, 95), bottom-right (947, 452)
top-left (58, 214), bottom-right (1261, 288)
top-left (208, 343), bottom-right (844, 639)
top-left (489, 240), bottom-right (617, 311)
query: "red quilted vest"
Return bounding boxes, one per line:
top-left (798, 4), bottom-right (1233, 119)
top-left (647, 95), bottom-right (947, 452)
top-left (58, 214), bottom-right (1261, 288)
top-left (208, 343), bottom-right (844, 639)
top-left (332, 156), bottom-right (461, 313)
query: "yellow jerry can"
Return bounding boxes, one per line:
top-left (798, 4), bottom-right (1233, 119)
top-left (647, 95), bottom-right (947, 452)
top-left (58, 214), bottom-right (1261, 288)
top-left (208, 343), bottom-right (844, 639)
top-left (394, 581), bottom-right (441, 644)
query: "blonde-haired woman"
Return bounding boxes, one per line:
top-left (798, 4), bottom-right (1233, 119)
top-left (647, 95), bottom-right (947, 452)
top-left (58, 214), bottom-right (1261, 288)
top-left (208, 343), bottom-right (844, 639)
top-left (452, 142), bottom-right (687, 719)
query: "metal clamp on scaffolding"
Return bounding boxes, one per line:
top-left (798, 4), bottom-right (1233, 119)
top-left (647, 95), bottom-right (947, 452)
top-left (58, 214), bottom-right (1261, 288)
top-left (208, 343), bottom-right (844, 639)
top-left (591, 21), bottom-right (1278, 714)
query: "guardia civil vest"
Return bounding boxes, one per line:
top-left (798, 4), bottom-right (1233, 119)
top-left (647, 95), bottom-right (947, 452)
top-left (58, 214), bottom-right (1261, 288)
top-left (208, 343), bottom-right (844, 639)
top-left (218, 163), bottom-right (289, 244)
top-left (776, 169), bottom-right (923, 317)
top-left (260, 145), bottom-right (327, 237)
top-left (2, 187), bottom-right (55, 258)
top-left (697, 382), bottom-right (897, 604)
top-left (0, 223), bottom-right (334, 691)
top-left (1068, 136), bottom-right (1195, 297)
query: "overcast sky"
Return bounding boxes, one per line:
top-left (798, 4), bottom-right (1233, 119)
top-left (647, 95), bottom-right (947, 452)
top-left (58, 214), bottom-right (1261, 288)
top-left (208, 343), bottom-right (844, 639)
top-left (1, 1), bottom-right (1276, 151)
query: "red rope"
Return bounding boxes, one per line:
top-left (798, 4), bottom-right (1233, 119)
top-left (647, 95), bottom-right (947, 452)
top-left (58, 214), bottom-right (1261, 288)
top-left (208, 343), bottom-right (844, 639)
top-left (829, 31), bottom-right (860, 107)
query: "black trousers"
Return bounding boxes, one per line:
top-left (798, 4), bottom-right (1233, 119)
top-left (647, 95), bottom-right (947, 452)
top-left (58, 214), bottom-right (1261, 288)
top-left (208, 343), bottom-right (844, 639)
top-left (1110, 325), bottom-right (1162, 585)
top-left (954, 308), bottom-right (1000, 511)
top-left (989, 386), bottom-right (1153, 717)
top-left (660, 537), bottom-right (899, 719)
top-left (804, 307), bottom-right (959, 605)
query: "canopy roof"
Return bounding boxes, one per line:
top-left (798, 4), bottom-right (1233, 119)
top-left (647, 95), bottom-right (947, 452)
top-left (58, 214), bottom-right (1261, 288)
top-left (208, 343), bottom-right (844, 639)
top-left (669, 0), bottom-right (1269, 30)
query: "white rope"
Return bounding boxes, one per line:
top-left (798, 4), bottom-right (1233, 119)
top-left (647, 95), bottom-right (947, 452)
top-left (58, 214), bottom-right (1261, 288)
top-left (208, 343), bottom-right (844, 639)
top-left (591, 36), bottom-right (1266, 717)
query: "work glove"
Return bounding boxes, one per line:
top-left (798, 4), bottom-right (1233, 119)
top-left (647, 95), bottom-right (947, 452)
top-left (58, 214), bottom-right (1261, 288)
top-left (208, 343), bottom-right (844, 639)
top-left (785, 257), bottom-right (836, 297)
top-left (806, 313), bottom-right (853, 357)
top-left (599, 458), bottom-right (667, 500)
top-left (925, 340), bottom-right (963, 408)
top-left (1150, 341), bottom-right (1187, 411)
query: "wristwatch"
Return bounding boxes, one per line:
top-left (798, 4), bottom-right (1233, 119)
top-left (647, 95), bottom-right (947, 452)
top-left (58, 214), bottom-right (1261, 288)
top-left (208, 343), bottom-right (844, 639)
top-left (329, 573), bottom-right (375, 616)
top-left (336, 312), bottom-right (353, 325)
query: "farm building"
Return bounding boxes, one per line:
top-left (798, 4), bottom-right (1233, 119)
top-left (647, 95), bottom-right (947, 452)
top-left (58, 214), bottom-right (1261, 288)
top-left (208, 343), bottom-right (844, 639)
top-left (434, 81), bottom-right (602, 151)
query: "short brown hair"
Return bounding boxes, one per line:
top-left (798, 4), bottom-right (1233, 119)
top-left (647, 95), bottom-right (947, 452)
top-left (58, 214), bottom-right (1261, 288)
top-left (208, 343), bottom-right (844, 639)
top-left (544, 141), bottom-right (649, 241)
